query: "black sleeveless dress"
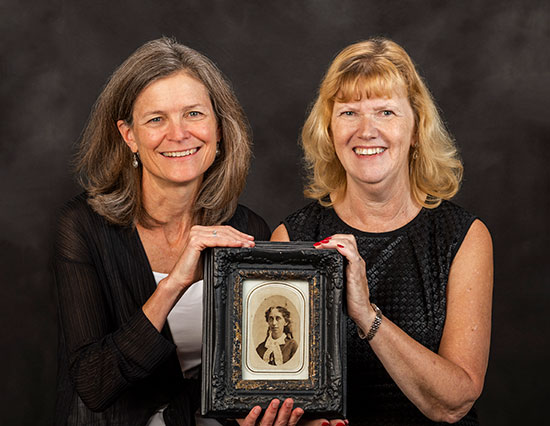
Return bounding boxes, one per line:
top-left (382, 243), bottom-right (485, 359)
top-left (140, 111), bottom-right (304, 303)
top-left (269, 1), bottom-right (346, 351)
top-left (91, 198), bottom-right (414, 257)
top-left (283, 200), bottom-right (480, 426)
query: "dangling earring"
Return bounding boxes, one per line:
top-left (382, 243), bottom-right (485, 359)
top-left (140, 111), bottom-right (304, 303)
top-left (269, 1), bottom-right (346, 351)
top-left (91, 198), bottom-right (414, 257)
top-left (132, 152), bottom-right (140, 168)
top-left (215, 142), bottom-right (221, 157)
top-left (412, 145), bottom-right (419, 161)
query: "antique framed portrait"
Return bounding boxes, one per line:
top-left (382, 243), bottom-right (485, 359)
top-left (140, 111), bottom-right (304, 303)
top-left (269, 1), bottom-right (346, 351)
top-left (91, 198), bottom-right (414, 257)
top-left (201, 241), bottom-right (346, 419)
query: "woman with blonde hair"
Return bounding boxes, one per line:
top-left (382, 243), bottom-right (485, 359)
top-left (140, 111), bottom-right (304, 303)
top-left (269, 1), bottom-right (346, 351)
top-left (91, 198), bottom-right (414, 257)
top-left (273, 37), bottom-right (493, 425)
top-left (54, 38), bottom-right (302, 426)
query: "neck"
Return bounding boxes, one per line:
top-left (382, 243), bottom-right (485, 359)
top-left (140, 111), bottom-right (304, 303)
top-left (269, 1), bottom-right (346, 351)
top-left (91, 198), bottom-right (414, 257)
top-left (333, 178), bottom-right (422, 233)
top-left (140, 175), bottom-right (202, 245)
top-left (270, 332), bottom-right (285, 341)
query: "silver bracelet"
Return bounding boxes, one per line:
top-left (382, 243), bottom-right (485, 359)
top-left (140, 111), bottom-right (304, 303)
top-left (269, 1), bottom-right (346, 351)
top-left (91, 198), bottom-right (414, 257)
top-left (366, 303), bottom-right (382, 341)
top-left (358, 303), bottom-right (382, 341)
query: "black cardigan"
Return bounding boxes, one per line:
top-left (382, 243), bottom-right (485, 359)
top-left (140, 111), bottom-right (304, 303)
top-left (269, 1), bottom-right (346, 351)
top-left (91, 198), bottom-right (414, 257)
top-left (53, 193), bottom-right (270, 426)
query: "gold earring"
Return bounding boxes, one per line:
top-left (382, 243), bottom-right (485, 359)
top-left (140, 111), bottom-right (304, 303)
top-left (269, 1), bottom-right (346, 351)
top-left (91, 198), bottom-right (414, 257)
top-left (412, 146), bottom-right (419, 161)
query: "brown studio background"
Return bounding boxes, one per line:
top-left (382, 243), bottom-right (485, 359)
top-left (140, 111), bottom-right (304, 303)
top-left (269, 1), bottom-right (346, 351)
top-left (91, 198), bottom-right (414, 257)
top-left (1, 1), bottom-right (549, 425)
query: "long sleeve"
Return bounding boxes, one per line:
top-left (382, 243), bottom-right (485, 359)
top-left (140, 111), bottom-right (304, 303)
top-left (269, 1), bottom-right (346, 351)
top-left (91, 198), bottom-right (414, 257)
top-left (54, 196), bottom-right (176, 412)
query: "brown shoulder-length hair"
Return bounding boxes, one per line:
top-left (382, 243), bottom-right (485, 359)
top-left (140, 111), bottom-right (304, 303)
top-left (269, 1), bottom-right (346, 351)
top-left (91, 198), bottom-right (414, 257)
top-left (301, 37), bottom-right (463, 208)
top-left (76, 37), bottom-right (251, 227)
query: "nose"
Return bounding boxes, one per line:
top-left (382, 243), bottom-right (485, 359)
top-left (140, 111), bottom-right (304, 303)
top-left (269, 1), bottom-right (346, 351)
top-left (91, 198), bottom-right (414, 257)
top-left (167, 119), bottom-right (190, 141)
top-left (357, 115), bottom-right (378, 139)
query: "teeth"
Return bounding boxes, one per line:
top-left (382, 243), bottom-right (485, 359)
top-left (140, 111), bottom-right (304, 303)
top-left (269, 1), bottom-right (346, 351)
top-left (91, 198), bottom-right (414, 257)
top-left (354, 147), bottom-right (385, 156)
top-left (162, 148), bottom-right (198, 158)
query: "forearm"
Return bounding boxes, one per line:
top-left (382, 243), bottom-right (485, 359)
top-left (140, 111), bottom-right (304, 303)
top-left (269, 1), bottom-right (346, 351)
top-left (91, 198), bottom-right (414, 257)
top-left (142, 274), bottom-right (189, 331)
top-left (366, 314), bottom-right (483, 423)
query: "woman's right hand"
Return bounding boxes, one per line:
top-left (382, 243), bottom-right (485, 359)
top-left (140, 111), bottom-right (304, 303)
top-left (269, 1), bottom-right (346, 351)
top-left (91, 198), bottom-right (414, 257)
top-left (144, 225), bottom-right (254, 331)
top-left (167, 225), bottom-right (255, 292)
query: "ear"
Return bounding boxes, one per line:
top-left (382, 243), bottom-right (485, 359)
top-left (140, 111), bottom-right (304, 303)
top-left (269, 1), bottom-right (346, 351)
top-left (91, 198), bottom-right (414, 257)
top-left (117, 120), bottom-right (138, 153)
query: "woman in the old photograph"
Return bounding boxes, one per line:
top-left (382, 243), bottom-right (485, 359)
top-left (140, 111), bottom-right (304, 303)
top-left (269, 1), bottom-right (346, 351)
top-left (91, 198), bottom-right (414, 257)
top-left (256, 306), bottom-right (298, 366)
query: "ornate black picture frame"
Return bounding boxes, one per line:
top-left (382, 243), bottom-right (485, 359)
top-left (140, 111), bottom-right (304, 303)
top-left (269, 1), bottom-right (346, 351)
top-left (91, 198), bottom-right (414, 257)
top-left (201, 241), bottom-right (346, 419)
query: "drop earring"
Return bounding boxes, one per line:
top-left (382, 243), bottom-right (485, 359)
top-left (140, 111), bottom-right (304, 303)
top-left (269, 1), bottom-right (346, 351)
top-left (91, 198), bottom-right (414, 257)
top-left (412, 145), bottom-right (419, 161)
top-left (215, 142), bottom-right (221, 157)
top-left (132, 152), bottom-right (139, 168)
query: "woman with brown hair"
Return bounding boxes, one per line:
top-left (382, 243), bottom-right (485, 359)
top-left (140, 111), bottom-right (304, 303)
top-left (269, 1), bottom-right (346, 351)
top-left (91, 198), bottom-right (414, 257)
top-left (54, 38), bottom-right (302, 426)
top-left (273, 37), bottom-right (493, 425)
top-left (256, 306), bottom-right (298, 366)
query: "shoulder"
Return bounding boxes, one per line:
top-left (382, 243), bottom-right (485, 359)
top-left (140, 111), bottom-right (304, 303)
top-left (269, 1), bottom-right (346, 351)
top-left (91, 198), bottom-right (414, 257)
top-left (284, 200), bottom-right (326, 224)
top-left (460, 219), bottom-right (492, 253)
top-left (55, 192), bottom-right (132, 255)
top-left (56, 193), bottom-right (99, 233)
top-left (54, 193), bottom-right (103, 260)
top-left (57, 192), bottom-right (119, 234)
top-left (431, 200), bottom-right (477, 228)
top-left (285, 337), bottom-right (298, 349)
top-left (225, 204), bottom-right (271, 241)
top-left (425, 200), bottom-right (481, 259)
top-left (58, 192), bottom-right (91, 216)
top-left (282, 201), bottom-right (326, 241)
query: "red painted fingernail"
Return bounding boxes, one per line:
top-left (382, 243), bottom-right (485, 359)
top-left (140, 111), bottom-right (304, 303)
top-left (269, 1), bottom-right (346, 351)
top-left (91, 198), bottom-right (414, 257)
top-left (321, 239), bottom-right (330, 243)
top-left (313, 242), bottom-right (321, 246)
top-left (321, 422), bottom-right (330, 426)
top-left (337, 244), bottom-right (344, 248)
top-left (336, 422), bottom-right (346, 426)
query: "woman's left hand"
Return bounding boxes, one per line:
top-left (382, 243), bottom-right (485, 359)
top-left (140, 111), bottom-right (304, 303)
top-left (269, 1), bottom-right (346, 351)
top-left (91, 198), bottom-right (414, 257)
top-left (314, 234), bottom-right (376, 331)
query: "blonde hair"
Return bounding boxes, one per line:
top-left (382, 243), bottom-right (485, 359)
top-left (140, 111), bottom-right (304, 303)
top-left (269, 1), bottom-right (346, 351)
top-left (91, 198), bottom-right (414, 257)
top-left (77, 37), bottom-right (251, 227)
top-left (302, 37), bottom-right (463, 207)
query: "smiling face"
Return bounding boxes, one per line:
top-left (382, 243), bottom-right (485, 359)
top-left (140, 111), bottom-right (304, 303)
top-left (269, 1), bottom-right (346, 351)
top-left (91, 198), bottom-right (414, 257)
top-left (267, 308), bottom-right (288, 340)
top-left (330, 88), bottom-right (416, 193)
top-left (118, 71), bottom-right (220, 193)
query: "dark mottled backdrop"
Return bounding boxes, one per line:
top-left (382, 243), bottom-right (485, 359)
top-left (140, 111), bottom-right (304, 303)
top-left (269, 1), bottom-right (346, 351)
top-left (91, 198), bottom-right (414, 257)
top-left (1, 0), bottom-right (548, 424)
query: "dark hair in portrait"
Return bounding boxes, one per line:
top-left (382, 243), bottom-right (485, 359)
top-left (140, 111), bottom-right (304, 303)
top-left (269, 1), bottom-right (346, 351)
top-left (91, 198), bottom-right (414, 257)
top-left (264, 306), bottom-right (294, 338)
top-left (256, 305), bottom-right (298, 366)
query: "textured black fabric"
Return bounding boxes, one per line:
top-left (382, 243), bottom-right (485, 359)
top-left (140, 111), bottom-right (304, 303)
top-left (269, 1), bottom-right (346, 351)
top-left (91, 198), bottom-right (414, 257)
top-left (283, 200), bottom-right (479, 426)
top-left (54, 193), bottom-right (270, 426)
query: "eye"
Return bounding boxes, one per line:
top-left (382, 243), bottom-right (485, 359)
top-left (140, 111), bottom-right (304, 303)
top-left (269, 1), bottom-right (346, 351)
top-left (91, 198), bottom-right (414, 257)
top-left (340, 111), bottom-right (355, 117)
top-left (149, 116), bottom-right (162, 123)
top-left (381, 110), bottom-right (394, 116)
top-left (188, 111), bottom-right (203, 118)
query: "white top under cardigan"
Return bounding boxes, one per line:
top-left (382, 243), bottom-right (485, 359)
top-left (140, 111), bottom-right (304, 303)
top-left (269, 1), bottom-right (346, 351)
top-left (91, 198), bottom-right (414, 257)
top-left (147, 273), bottom-right (220, 426)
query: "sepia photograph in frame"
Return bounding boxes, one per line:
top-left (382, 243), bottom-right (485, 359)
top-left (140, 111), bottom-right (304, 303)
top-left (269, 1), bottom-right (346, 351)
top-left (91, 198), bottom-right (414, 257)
top-left (201, 241), bottom-right (346, 419)
top-left (242, 280), bottom-right (309, 380)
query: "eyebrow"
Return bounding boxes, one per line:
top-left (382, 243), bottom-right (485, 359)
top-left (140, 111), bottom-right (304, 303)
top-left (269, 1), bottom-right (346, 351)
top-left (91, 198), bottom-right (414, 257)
top-left (335, 99), bottom-right (403, 110)
top-left (141, 104), bottom-right (206, 117)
